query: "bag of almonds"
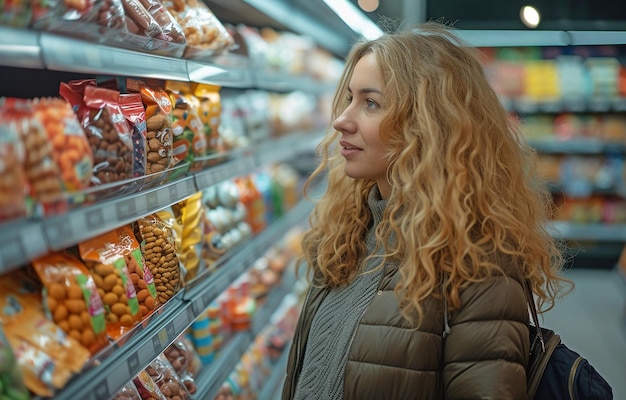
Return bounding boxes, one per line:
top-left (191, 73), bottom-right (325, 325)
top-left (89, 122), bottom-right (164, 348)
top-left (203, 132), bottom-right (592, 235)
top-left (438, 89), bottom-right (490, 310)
top-left (78, 230), bottom-right (143, 339)
top-left (130, 81), bottom-right (174, 175)
top-left (31, 251), bottom-right (109, 355)
top-left (116, 225), bottom-right (161, 319)
top-left (134, 213), bottom-right (181, 305)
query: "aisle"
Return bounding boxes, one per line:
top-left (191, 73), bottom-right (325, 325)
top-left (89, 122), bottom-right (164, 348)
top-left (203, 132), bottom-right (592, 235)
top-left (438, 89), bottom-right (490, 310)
top-left (542, 267), bottom-right (626, 399)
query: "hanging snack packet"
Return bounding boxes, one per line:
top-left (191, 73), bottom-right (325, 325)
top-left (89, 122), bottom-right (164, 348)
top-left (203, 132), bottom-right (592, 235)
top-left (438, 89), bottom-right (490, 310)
top-left (31, 251), bottom-right (109, 355)
top-left (78, 230), bottom-right (143, 339)
top-left (135, 213), bottom-right (181, 305)
top-left (193, 83), bottom-right (222, 155)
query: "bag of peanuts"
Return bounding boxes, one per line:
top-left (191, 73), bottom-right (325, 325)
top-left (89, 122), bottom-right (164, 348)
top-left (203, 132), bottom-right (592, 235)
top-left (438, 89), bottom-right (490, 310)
top-left (117, 225), bottom-right (161, 319)
top-left (31, 251), bottom-right (109, 355)
top-left (78, 230), bottom-right (143, 339)
top-left (0, 270), bottom-right (91, 397)
top-left (161, 0), bottom-right (234, 59)
top-left (165, 80), bottom-right (207, 168)
top-left (134, 213), bottom-right (181, 305)
top-left (1, 98), bottom-right (65, 208)
top-left (120, 93), bottom-right (148, 178)
top-left (163, 336), bottom-right (198, 395)
top-left (60, 80), bottom-right (135, 186)
top-left (0, 102), bottom-right (28, 222)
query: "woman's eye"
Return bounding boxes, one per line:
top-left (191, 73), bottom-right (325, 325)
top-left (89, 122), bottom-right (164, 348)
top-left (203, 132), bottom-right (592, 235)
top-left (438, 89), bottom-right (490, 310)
top-left (366, 99), bottom-right (379, 109)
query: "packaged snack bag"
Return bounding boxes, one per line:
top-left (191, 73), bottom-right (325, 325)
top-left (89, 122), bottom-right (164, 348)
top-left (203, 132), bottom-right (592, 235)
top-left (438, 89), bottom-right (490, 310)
top-left (0, 328), bottom-right (30, 400)
top-left (32, 97), bottom-right (94, 191)
top-left (78, 230), bottom-right (143, 339)
top-left (165, 80), bottom-right (207, 167)
top-left (0, 271), bottom-right (90, 397)
top-left (32, 251), bottom-right (109, 354)
top-left (117, 225), bottom-right (161, 319)
top-left (113, 381), bottom-right (142, 400)
top-left (146, 355), bottom-right (191, 400)
top-left (172, 192), bottom-right (204, 282)
top-left (193, 83), bottom-right (222, 154)
top-left (130, 80), bottom-right (174, 175)
top-left (0, 103), bottom-right (28, 222)
top-left (134, 213), bottom-right (181, 305)
top-left (120, 93), bottom-right (148, 177)
top-left (1, 98), bottom-right (64, 206)
top-left (133, 369), bottom-right (167, 400)
top-left (60, 81), bottom-right (134, 185)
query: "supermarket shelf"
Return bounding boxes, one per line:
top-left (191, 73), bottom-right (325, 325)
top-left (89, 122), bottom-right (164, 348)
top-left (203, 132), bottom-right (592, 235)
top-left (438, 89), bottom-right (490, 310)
top-left (38, 194), bottom-right (310, 400)
top-left (0, 133), bottom-right (319, 274)
top-left (0, 26), bottom-right (335, 92)
top-left (527, 138), bottom-right (626, 154)
top-left (192, 257), bottom-right (299, 400)
top-left (258, 343), bottom-right (290, 400)
top-left (547, 221), bottom-right (626, 242)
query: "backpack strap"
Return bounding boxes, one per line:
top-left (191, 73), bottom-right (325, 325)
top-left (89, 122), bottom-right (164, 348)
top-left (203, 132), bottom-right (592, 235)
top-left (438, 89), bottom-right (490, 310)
top-left (523, 279), bottom-right (545, 353)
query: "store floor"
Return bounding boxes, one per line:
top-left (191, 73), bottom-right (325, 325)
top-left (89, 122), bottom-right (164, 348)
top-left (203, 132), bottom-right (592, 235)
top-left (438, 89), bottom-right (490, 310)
top-left (541, 267), bottom-right (626, 400)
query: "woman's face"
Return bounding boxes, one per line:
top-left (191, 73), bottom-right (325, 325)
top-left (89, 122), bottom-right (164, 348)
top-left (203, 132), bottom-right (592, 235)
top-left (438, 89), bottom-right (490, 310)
top-left (333, 53), bottom-right (392, 198)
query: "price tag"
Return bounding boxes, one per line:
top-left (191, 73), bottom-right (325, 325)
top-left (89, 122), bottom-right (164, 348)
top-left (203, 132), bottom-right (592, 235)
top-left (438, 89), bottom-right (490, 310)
top-left (152, 335), bottom-right (161, 353)
top-left (116, 198), bottom-right (137, 220)
top-left (186, 305), bottom-right (196, 323)
top-left (146, 191), bottom-right (159, 211)
top-left (46, 218), bottom-right (73, 248)
top-left (169, 184), bottom-right (179, 200)
top-left (158, 328), bottom-right (168, 346)
top-left (93, 380), bottom-right (111, 399)
top-left (0, 237), bottom-right (25, 268)
top-left (187, 179), bottom-right (196, 194)
top-left (85, 208), bottom-right (104, 230)
top-left (127, 352), bottom-right (140, 373)
top-left (166, 322), bottom-right (175, 339)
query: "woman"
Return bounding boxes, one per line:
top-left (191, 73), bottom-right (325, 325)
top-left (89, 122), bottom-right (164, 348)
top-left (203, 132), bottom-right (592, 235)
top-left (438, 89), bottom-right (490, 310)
top-left (282, 22), bottom-right (572, 399)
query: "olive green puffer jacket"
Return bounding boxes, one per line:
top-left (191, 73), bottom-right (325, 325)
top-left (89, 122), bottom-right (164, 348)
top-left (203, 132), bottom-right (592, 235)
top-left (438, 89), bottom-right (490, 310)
top-left (282, 262), bottom-right (530, 399)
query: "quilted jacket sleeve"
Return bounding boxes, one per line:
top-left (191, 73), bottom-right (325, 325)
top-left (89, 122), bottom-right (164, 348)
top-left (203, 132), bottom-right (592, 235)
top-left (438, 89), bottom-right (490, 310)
top-left (444, 275), bottom-right (530, 400)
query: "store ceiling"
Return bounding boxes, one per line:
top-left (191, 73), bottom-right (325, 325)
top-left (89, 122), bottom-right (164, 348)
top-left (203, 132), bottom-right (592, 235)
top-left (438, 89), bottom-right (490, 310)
top-left (207, 0), bottom-right (626, 58)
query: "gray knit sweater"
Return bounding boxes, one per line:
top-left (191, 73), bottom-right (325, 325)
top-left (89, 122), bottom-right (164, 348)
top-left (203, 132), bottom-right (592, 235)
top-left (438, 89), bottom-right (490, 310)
top-left (293, 187), bottom-right (387, 400)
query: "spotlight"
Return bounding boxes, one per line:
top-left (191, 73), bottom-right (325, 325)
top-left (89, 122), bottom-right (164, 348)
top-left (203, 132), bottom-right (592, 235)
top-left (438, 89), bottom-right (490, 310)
top-left (520, 5), bottom-right (541, 29)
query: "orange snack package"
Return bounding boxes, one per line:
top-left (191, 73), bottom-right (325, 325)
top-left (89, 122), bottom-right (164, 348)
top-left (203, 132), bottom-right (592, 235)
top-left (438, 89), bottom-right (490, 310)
top-left (129, 80), bottom-right (174, 175)
top-left (32, 97), bottom-right (94, 191)
top-left (78, 230), bottom-right (143, 339)
top-left (117, 225), bottom-right (161, 319)
top-left (0, 103), bottom-right (28, 222)
top-left (193, 83), bottom-right (222, 154)
top-left (134, 213), bottom-right (182, 305)
top-left (0, 270), bottom-right (90, 397)
top-left (31, 251), bottom-right (109, 355)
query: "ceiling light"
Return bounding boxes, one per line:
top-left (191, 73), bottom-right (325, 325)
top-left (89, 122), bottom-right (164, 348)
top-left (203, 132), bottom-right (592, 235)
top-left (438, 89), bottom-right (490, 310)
top-left (358, 0), bottom-right (379, 13)
top-left (322, 0), bottom-right (383, 40)
top-left (520, 5), bottom-right (541, 29)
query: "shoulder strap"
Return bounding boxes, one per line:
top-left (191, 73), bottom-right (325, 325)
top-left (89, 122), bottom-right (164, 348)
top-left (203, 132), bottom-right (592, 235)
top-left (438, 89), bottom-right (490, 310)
top-left (524, 279), bottom-right (545, 353)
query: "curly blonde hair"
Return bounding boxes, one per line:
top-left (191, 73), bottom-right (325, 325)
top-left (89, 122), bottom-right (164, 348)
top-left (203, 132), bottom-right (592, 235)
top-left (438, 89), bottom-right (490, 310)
top-left (301, 21), bottom-right (572, 326)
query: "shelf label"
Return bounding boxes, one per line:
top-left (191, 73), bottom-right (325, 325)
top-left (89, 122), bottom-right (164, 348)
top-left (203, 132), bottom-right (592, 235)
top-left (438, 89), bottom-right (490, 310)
top-left (166, 322), bottom-right (175, 339)
top-left (152, 335), bottom-right (162, 353)
top-left (85, 208), bottom-right (104, 230)
top-left (146, 191), bottom-right (159, 210)
top-left (0, 237), bottom-right (25, 268)
top-left (169, 184), bottom-right (179, 200)
top-left (116, 198), bottom-right (137, 220)
top-left (46, 218), bottom-right (73, 248)
top-left (127, 352), bottom-right (140, 373)
top-left (93, 380), bottom-right (111, 399)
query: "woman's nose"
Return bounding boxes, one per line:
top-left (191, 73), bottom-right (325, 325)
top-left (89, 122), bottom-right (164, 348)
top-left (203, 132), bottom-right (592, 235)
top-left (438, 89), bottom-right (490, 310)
top-left (333, 111), bottom-right (356, 134)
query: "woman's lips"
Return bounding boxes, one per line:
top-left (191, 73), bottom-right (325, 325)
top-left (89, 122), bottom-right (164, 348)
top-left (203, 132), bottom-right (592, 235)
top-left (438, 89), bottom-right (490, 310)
top-left (340, 140), bottom-right (362, 157)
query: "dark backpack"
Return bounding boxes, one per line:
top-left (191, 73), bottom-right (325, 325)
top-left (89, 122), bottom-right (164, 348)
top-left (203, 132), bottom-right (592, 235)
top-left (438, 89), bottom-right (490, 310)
top-left (526, 283), bottom-right (613, 400)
